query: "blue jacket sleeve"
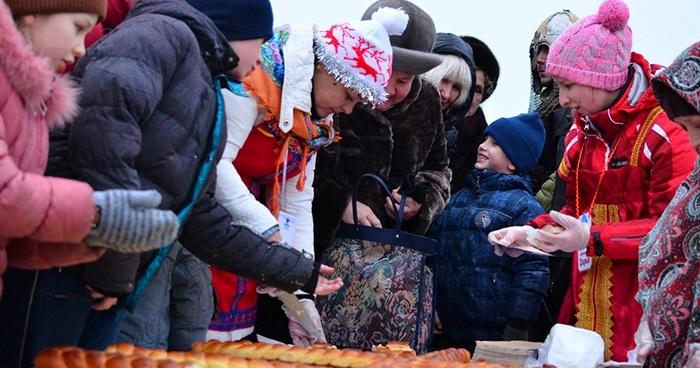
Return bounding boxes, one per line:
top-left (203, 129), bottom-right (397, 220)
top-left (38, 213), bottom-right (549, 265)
top-left (506, 196), bottom-right (550, 328)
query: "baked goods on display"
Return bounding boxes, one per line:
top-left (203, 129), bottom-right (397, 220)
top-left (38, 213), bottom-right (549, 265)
top-left (34, 347), bottom-right (194, 368)
top-left (370, 342), bottom-right (416, 359)
top-left (495, 225), bottom-right (564, 257)
top-left (35, 342), bottom-right (513, 368)
top-left (192, 340), bottom-right (512, 367)
top-left (421, 348), bottom-right (472, 363)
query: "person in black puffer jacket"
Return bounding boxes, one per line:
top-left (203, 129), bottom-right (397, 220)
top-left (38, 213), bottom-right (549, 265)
top-left (0, 0), bottom-right (342, 365)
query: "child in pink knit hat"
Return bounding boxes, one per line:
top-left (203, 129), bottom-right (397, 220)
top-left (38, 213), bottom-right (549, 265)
top-left (488, 0), bottom-right (697, 361)
top-left (545, 0), bottom-right (632, 93)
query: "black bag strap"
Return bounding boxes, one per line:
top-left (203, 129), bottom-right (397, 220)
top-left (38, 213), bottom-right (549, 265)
top-left (338, 173), bottom-right (437, 256)
top-left (352, 173), bottom-right (406, 230)
top-left (334, 224), bottom-right (437, 255)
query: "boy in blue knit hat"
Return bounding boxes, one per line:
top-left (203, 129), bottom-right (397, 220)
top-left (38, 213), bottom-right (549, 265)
top-left (429, 112), bottom-right (550, 352)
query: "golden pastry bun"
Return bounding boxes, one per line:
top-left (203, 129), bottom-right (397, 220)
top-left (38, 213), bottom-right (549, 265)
top-left (541, 225), bottom-right (563, 234)
top-left (421, 348), bottom-right (471, 362)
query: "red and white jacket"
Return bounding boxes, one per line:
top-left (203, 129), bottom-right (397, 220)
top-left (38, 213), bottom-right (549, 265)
top-left (529, 52), bottom-right (697, 361)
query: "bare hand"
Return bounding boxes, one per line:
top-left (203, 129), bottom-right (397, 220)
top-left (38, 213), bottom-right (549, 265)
top-left (434, 312), bottom-right (443, 335)
top-left (342, 201), bottom-right (382, 227)
top-left (384, 190), bottom-right (422, 221)
top-left (87, 287), bottom-right (118, 311)
top-left (314, 265), bottom-right (343, 296)
top-left (266, 230), bottom-right (283, 243)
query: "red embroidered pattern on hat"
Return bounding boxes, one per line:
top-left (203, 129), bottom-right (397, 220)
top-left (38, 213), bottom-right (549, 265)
top-left (315, 23), bottom-right (391, 105)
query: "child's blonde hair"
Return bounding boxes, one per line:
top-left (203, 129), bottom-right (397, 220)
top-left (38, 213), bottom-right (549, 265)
top-left (422, 54), bottom-right (472, 109)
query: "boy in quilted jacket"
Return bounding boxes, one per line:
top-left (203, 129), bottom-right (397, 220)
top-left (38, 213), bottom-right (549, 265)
top-left (430, 113), bottom-right (549, 352)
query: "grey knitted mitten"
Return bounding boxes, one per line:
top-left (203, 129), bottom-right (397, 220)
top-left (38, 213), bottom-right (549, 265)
top-left (86, 189), bottom-right (179, 253)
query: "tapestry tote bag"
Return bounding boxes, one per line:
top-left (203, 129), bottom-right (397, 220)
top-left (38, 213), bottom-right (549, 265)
top-left (316, 173), bottom-right (437, 353)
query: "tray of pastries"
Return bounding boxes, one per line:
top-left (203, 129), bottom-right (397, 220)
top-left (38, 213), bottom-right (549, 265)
top-left (34, 340), bottom-right (515, 368)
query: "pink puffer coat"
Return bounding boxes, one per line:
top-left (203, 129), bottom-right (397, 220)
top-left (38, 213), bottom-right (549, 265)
top-left (0, 0), bottom-right (102, 298)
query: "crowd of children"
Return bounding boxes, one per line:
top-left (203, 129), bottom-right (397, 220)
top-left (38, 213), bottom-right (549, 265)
top-left (0, 0), bottom-right (698, 367)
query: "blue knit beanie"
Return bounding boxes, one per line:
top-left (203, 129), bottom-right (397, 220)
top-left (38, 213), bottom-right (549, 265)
top-left (484, 113), bottom-right (545, 172)
top-left (186, 0), bottom-right (273, 41)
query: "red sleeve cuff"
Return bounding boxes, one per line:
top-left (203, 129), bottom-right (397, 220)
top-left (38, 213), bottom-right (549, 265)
top-left (526, 214), bottom-right (557, 229)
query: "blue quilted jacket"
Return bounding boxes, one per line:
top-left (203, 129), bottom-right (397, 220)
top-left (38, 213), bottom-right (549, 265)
top-left (431, 169), bottom-right (549, 343)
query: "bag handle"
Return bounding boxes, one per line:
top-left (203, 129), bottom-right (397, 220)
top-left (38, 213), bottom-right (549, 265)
top-left (351, 173), bottom-right (406, 230)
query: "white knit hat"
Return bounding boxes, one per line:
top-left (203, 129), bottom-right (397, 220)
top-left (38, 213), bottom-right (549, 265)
top-left (314, 7), bottom-right (409, 105)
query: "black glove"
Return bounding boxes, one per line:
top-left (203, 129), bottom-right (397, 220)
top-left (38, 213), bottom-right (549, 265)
top-left (397, 174), bottom-right (431, 204)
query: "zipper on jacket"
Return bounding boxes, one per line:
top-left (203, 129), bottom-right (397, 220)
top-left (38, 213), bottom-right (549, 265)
top-left (583, 117), bottom-right (591, 139)
top-left (609, 235), bottom-right (646, 242)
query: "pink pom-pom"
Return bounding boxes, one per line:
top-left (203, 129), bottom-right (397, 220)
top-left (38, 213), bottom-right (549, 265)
top-left (597, 0), bottom-right (630, 32)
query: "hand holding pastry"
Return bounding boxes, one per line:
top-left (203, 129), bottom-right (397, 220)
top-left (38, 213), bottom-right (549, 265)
top-left (532, 211), bottom-right (590, 253)
top-left (489, 226), bottom-right (535, 257)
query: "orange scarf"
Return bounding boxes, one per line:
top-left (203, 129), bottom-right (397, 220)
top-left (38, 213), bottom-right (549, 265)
top-left (242, 67), bottom-right (339, 216)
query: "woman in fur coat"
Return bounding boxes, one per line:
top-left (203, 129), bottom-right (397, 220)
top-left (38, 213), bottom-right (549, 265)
top-left (313, 0), bottom-right (449, 254)
top-left (313, 0), bottom-right (449, 350)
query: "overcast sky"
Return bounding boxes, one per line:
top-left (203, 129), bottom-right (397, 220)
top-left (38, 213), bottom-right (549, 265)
top-left (269, 0), bottom-right (700, 121)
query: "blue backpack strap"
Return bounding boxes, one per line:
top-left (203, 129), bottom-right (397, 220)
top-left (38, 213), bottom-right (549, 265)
top-left (123, 75), bottom-right (228, 312)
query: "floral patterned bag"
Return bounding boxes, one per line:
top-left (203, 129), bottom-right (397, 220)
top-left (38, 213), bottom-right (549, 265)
top-left (316, 174), bottom-right (437, 353)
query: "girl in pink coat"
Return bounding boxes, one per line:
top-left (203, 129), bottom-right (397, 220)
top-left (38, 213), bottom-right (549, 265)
top-left (0, 0), bottom-right (179, 299)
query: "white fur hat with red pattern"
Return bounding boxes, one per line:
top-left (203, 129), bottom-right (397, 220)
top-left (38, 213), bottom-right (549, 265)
top-left (314, 7), bottom-right (409, 105)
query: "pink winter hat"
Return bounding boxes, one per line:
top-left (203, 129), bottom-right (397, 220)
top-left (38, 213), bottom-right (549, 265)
top-left (545, 0), bottom-right (633, 91)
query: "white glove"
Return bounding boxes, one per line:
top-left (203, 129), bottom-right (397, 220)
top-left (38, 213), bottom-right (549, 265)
top-left (687, 344), bottom-right (700, 368)
top-left (488, 225), bottom-right (533, 257)
top-left (284, 298), bottom-right (326, 347)
top-left (531, 211), bottom-right (590, 253)
top-left (629, 319), bottom-right (653, 364)
top-left (257, 286), bottom-right (326, 347)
